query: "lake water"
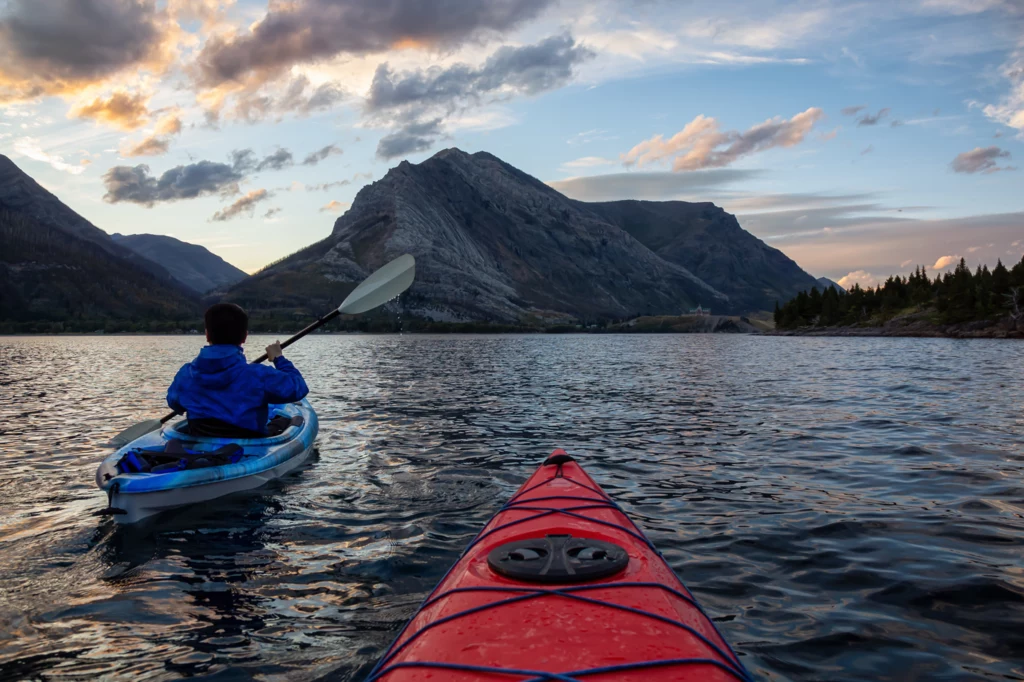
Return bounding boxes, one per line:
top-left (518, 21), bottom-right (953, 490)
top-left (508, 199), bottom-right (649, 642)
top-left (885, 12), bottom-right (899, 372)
top-left (0, 334), bottom-right (1022, 681)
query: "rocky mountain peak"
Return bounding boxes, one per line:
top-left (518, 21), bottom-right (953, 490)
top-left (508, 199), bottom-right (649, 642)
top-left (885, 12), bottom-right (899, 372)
top-left (238, 149), bottom-right (816, 323)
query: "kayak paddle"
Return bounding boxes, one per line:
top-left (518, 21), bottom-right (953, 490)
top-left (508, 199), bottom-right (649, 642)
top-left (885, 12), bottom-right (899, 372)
top-left (107, 254), bottom-right (416, 448)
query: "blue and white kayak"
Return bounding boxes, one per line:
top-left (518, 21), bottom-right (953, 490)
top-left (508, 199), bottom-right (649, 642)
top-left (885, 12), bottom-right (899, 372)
top-left (95, 400), bottom-right (318, 524)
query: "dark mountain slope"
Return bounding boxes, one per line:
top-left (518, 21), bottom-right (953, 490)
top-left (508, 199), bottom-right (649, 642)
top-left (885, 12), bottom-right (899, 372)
top-left (0, 154), bottom-right (187, 291)
top-left (581, 200), bottom-right (819, 312)
top-left (113, 233), bottom-right (247, 293)
top-left (0, 210), bottom-right (198, 330)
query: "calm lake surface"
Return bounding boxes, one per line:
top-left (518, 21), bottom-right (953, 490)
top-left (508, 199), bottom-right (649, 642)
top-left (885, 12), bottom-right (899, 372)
top-left (0, 334), bottom-right (1022, 681)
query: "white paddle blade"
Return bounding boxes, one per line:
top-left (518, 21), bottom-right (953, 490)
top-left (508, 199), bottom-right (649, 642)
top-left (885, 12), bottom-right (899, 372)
top-left (338, 254), bottom-right (416, 315)
top-left (106, 418), bottom-right (163, 448)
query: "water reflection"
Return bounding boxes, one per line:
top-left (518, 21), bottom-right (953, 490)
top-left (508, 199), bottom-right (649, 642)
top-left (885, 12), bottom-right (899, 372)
top-left (0, 334), bottom-right (1022, 681)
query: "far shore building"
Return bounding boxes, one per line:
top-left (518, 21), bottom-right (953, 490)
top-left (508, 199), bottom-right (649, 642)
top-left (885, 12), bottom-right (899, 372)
top-left (688, 304), bottom-right (711, 316)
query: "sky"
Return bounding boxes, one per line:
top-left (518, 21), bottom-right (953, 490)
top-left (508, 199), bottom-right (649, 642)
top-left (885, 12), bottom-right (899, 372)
top-left (1, 0), bottom-right (1022, 287)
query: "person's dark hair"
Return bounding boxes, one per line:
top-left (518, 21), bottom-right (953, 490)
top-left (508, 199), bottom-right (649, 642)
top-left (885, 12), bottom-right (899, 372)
top-left (205, 303), bottom-right (248, 345)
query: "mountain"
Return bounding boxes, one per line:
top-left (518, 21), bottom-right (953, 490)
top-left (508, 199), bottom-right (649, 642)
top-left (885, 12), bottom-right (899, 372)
top-left (816, 277), bottom-right (846, 292)
top-left (222, 148), bottom-right (815, 324)
top-left (113, 233), bottom-right (247, 293)
top-left (0, 154), bottom-right (187, 289)
top-left (0, 155), bottom-right (198, 331)
top-left (581, 200), bottom-right (819, 312)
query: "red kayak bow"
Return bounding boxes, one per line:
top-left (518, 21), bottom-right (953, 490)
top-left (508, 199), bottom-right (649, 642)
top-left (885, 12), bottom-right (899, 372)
top-left (367, 450), bottom-right (752, 681)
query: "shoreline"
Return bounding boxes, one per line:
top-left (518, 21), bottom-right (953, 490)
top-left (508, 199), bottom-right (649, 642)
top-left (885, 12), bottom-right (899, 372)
top-left (769, 322), bottom-right (1024, 340)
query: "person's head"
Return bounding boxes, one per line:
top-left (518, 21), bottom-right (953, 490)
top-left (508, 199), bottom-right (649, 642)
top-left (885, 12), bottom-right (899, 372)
top-left (205, 303), bottom-right (248, 345)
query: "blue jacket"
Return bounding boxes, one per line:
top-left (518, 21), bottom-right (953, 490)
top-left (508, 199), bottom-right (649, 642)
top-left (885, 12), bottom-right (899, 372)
top-left (167, 344), bottom-right (309, 434)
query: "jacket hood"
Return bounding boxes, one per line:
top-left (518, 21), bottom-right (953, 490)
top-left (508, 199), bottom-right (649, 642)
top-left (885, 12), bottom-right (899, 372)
top-left (189, 344), bottom-right (247, 389)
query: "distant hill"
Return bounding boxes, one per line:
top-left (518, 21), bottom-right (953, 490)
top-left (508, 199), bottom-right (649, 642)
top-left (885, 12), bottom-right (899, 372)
top-left (582, 200), bottom-right (819, 312)
top-left (113, 233), bottom-right (247, 293)
top-left (222, 148), bottom-right (816, 324)
top-left (0, 155), bottom-right (198, 332)
top-left (816, 277), bottom-right (845, 292)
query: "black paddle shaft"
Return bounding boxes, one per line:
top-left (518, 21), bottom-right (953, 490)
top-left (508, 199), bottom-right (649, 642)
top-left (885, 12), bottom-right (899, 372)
top-left (158, 308), bottom-right (341, 424)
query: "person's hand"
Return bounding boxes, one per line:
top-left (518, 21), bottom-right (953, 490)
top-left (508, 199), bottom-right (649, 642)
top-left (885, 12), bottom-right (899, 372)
top-left (266, 341), bottom-right (283, 361)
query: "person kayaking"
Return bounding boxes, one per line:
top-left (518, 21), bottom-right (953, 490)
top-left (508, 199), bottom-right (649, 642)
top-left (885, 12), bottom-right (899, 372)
top-left (167, 303), bottom-right (309, 438)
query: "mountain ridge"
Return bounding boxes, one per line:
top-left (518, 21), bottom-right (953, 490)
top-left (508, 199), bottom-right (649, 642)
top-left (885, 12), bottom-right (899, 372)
top-left (223, 148), bottom-right (815, 323)
top-left (113, 233), bottom-right (248, 294)
top-left (0, 154), bottom-right (189, 292)
top-left (0, 155), bottom-right (200, 331)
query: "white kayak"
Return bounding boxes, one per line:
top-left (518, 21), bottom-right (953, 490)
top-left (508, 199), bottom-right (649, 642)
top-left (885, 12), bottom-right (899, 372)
top-left (95, 400), bottom-right (318, 523)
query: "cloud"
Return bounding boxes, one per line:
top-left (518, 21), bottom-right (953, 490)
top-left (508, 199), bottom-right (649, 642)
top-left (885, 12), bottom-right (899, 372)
top-left (376, 118), bottom-right (444, 160)
top-left (225, 148), bottom-right (302, 173)
top-left (766, 211), bottom-right (1024, 279)
top-left (841, 105), bottom-right (866, 116)
top-left (837, 270), bottom-right (880, 289)
top-left (256, 148), bottom-right (294, 172)
top-left (211, 189), bottom-right (272, 222)
top-left (12, 138), bottom-right (86, 174)
top-left (307, 180), bottom-right (351, 192)
top-left (621, 107), bottom-right (825, 172)
top-left (121, 135), bottom-right (170, 157)
top-left (562, 156), bottom-right (615, 168)
top-left (154, 112), bottom-right (182, 136)
top-left (103, 154), bottom-right (251, 206)
top-left (861, 144), bottom-right (874, 155)
top-left (933, 254), bottom-right (961, 270)
top-left (548, 169), bottom-right (761, 201)
top-left (966, 244), bottom-right (993, 253)
top-left (366, 33), bottom-right (593, 115)
top-left (319, 200), bottom-right (350, 213)
top-left (264, 206), bottom-right (282, 219)
top-left (857, 108), bottom-right (890, 126)
top-left (68, 90), bottom-right (150, 130)
top-left (890, 119), bottom-right (904, 127)
top-left (980, 50), bottom-right (1024, 133)
top-left (951, 146), bottom-right (1015, 173)
top-left (216, 75), bottom-right (347, 123)
top-left (900, 259), bottom-right (914, 268)
top-left (567, 128), bottom-right (616, 145)
top-left (0, 0), bottom-right (177, 103)
top-left (367, 33), bottom-right (592, 160)
top-left (819, 126), bottom-right (840, 141)
top-left (193, 0), bottom-right (556, 88)
top-left (118, 109), bottom-right (184, 157)
top-left (301, 144), bottom-right (342, 166)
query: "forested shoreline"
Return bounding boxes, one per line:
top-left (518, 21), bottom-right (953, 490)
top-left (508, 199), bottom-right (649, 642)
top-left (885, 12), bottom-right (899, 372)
top-left (774, 256), bottom-right (1024, 337)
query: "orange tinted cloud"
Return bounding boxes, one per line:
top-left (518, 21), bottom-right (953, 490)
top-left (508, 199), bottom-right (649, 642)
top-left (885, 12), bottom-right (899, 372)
top-left (0, 0), bottom-right (181, 104)
top-left (70, 91), bottom-right (151, 130)
top-left (622, 108), bottom-right (825, 171)
top-left (121, 135), bottom-right (171, 157)
top-left (319, 200), bottom-right (350, 213)
top-left (193, 0), bottom-right (554, 89)
top-left (154, 111), bottom-right (183, 135)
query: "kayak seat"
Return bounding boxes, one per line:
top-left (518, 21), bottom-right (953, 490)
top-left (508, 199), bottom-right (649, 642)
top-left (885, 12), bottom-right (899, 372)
top-left (181, 414), bottom-right (304, 438)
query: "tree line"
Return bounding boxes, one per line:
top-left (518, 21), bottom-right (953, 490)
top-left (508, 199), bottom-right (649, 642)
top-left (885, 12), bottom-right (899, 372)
top-left (774, 256), bottom-right (1024, 329)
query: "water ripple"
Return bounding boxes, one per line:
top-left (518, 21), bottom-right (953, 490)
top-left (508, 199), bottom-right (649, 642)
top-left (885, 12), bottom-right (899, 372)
top-left (0, 334), bottom-right (1022, 681)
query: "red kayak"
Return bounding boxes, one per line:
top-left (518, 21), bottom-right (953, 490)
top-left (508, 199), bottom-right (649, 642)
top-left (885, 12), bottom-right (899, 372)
top-left (366, 450), bottom-right (751, 681)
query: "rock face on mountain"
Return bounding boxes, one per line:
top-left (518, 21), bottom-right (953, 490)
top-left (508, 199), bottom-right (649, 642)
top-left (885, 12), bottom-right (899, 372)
top-left (113, 233), bottom-right (247, 293)
top-left (582, 200), bottom-right (819, 312)
top-left (227, 148), bottom-right (816, 322)
top-left (0, 155), bottom-right (197, 329)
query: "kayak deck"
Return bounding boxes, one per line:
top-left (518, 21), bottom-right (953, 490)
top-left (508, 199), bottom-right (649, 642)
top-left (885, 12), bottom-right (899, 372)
top-left (368, 450), bottom-right (751, 681)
